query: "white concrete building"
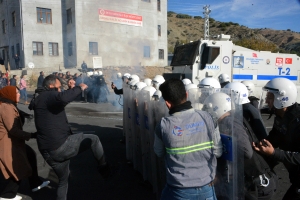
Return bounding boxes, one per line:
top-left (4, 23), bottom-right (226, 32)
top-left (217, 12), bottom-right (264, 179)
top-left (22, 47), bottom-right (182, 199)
top-left (0, 0), bottom-right (168, 71)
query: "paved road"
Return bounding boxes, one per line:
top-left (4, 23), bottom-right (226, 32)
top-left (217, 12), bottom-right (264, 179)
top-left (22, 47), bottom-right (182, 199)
top-left (0, 98), bottom-right (292, 200)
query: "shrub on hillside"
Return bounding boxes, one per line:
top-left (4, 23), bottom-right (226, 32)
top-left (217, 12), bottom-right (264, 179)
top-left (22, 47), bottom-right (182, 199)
top-left (168, 11), bottom-right (176, 17)
top-left (234, 38), bottom-right (278, 52)
top-left (194, 16), bottom-right (202, 19)
top-left (176, 14), bottom-right (192, 19)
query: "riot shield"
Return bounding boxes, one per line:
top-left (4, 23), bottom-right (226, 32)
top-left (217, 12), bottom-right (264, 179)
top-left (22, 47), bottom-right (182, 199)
top-left (152, 95), bottom-right (169, 196)
top-left (201, 88), bottom-right (244, 200)
top-left (138, 89), bottom-right (153, 182)
top-left (123, 82), bottom-right (133, 161)
top-left (187, 88), bottom-right (212, 110)
top-left (131, 89), bottom-right (143, 172)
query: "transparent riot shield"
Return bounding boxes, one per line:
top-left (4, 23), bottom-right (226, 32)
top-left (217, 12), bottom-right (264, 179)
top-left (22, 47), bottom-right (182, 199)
top-left (203, 88), bottom-right (244, 200)
top-left (131, 89), bottom-right (143, 173)
top-left (123, 83), bottom-right (133, 161)
top-left (138, 90), bottom-right (153, 182)
top-left (152, 95), bottom-right (169, 196)
top-left (187, 88), bottom-right (212, 110)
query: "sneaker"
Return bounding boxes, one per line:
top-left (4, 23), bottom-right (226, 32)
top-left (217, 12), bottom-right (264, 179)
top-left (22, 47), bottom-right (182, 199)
top-left (24, 101), bottom-right (30, 105)
top-left (32, 180), bottom-right (50, 192)
top-left (0, 195), bottom-right (22, 200)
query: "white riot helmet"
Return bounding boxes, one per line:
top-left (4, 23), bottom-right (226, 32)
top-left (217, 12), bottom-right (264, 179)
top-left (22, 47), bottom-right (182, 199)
top-left (123, 73), bottom-right (131, 83)
top-left (123, 73), bottom-right (131, 79)
top-left (241, 80), bottom-right (255, 96)
top-left (182, 78), bottom-right (192, 86)
top-left (128, 74), bottom-right (140, 82)
top-left (218, 73), bottom-right (230, 84)
top-left (153, 90), bottom-right (163, 101)
top-left (142, 86), bottom-right (157, 99)
top-left (128, 80), bottom-right (139, 89)
top-left (224, 82), bottom-right (250, 104)
top-left (199, 77), bottom-right (221, 89)
top-left (185, 83), bottom-right (198, 91)
top-left (93, 71), bottom-right (99, 76)
top-left (202, 93), bottom-right (232, 121)
top-left (152, 75), bottom-right (165, 89)
top-left (117, 72), bottom-right (122, 79)
top-left (87, 72), bottom-right (94, 77)
top-left (98, 71), bottom-right (103, 76)
top-left (262, 78), bottom-right (297, 109)
top-left (133, 82), bottom-right (147, 91)
top-left (144, 78), bottom-right (152, 86)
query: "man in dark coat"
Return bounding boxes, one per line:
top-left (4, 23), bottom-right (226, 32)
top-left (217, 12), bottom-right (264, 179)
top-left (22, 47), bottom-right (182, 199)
top-left (37, 71), bottom-right (44, 88)
top-left (32, 75), bottom-right (111, 200)
top-left (9, 75), bottom-right (17, 86)
top-left (14, 54), bottom-right (20, 70)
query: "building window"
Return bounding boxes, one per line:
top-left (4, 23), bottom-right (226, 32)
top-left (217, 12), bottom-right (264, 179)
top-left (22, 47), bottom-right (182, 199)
top-left (37, 8), bottom-right (52, 24)
top-left (68, 42), bottom-right (73, 56)
top-left (157, 0), bottom-right (161, 11)
top-left (11, 46), bottom-right (15, 58)
top-left (141, 0), bottom-right (150, 2)
top-left (144, 46), bottom-right (150, 58)
top-left (158, 25), bottom-right (161, 36)
top-left (12, 11), bottom-right (16, 27)
top-left (16, 43), bottom-right (20, 56)
top-left (159, 49), bottom-right (164, 59)
top-left (2, 50), bottom-right (5, 60)
top-left (33, 42), bottom-right (43, 55)
top-left (49, 42), bottom-right (58, 56)
top-left (67, 9), bottom-right (72, 24)
top-left (89, 42), bottom-right (98, 55)
top-left (2, 20), bottom-right (6, 34)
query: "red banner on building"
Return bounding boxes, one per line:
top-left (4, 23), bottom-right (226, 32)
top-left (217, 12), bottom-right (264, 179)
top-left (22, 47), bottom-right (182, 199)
top-left (98, 9), bottom-right (143, 27)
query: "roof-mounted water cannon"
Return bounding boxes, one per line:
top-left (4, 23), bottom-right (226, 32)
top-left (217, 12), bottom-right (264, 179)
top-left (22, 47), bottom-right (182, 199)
top-left (217, 34), bottom-right (231, 41)
top-left (203, 5), bottom-right (211, 40)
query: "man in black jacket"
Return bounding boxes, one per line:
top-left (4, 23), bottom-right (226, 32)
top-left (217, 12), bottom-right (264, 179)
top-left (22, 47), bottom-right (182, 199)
top-left (37, 71), bottom-right (44, 88)
top-left (33, 75), bottom-right (110, 200)
top-left (9, 75), bottom-right (17, 86)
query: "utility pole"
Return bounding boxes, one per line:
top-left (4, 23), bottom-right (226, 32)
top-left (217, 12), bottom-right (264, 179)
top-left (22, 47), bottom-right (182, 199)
top-left (203, 5), bottom-right (211, 40)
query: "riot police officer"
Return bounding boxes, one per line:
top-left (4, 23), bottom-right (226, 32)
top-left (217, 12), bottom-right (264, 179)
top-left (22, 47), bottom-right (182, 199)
top-left (253, 77), bottom-right (300, 199)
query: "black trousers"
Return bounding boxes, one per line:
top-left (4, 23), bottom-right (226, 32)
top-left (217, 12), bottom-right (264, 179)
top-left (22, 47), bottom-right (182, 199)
top-left (15, 62), bottom-right (20, 69)
top-left (0, 144), bottom-right (42, 198)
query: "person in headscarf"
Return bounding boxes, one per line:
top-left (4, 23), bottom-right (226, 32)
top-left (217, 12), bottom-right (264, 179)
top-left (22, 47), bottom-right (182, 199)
top-left (0, 86), bottom-right (49, 199)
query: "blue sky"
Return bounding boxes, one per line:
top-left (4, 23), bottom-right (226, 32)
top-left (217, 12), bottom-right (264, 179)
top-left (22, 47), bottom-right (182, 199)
top-left (168, 0), bottom-right (300, 32)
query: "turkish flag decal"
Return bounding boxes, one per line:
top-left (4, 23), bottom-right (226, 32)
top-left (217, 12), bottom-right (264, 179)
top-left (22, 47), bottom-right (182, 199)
top-left (285, 58), bottom-right (292, 64)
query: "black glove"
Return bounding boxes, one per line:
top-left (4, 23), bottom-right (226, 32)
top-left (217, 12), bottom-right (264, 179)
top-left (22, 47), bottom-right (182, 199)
top-left (31, 132), bottom-right (37, 139)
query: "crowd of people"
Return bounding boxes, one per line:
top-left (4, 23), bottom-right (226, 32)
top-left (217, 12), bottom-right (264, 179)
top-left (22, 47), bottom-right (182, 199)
top-left (0, 70), bottom-right (300, 200)
top-left (118, 73), bottom-right (300, 200)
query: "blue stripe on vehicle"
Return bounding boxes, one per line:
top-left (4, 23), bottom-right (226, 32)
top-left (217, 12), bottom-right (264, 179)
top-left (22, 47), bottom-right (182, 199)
top-left (257, 75), bottom-right (298, 81)
top-left (233, 74), bottom-right (298, 81)
top-left (232, 74), bottom-right (253, 80)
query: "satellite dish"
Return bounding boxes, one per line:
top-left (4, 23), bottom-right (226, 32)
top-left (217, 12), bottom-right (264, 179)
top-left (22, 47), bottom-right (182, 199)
top-left (28, 62), bottom-right (35, 69)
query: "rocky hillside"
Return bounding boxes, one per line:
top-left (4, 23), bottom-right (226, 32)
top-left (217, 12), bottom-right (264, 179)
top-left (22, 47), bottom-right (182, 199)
top-left (167, 12), bottom-right (300, 56)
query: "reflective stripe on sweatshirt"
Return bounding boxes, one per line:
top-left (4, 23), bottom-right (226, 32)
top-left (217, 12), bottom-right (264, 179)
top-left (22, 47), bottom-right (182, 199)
top-left (165, 141), bottom-right (213, 155)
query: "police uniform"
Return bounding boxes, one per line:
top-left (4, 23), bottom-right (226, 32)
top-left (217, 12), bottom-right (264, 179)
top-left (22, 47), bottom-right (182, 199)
top-left (267, 103), bottom-right (300, 199)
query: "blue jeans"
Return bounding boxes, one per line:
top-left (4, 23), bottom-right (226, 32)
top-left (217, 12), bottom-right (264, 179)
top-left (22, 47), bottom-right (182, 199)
top-left (40, 133), bottom-right (105, 200)
top-left (20, 88), bottom-right (27, 101)
top-left (161, 183), bottom-right (217, 200)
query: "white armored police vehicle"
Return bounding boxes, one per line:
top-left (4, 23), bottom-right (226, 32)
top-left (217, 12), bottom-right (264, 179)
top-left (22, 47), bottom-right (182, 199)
top-left (170, 34), bottom-right (300, 102)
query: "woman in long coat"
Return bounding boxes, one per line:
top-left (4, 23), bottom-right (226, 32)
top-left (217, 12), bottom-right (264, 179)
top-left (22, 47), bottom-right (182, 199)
top-left (0, 86), bottom-right (49, 199)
